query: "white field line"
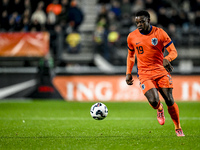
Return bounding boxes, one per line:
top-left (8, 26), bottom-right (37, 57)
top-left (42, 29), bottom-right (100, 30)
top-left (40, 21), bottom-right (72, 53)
top-left (0, 117), bottom-right (199, 121)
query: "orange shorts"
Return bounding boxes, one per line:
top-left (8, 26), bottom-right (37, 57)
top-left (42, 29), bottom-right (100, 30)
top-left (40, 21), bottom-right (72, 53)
top-left (140, 74), bottom-right (173, 94)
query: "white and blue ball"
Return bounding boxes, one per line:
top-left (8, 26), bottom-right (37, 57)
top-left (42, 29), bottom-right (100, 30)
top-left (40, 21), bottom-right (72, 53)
top-left (90, 102), bottom-right (108, 120)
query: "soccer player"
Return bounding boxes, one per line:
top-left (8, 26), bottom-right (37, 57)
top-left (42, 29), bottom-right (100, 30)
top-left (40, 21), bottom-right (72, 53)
top-left (126, 10), bottom-right (185, 136)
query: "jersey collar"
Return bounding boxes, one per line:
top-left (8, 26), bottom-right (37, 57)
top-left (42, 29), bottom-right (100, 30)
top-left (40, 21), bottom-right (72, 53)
top-left (140, 25), bottom-right (152, 35)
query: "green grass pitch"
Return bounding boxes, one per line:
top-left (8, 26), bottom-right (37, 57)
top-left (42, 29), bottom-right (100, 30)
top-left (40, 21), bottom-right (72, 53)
top-left (0, 100), bottom-right (200, 150)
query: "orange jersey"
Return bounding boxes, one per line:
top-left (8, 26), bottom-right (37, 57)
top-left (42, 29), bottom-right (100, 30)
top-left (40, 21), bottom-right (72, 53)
top-left (126, 26), bottom-right (178, 77)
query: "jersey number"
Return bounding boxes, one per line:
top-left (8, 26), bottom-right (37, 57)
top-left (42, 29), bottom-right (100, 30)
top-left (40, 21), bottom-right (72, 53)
top-left (136, 46), bottom-right (144, 54)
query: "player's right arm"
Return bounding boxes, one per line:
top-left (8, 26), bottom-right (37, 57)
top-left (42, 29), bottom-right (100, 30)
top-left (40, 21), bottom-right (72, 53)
top-left (126, 51), bottom-right (135, 85)
top-left (126, 34), bottom-right (135, 85)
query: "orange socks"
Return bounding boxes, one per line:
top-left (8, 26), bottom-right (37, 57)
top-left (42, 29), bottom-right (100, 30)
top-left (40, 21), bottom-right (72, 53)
top-left (150, 101), bottom-right (181, 129)
top-left (167, 103), bottom-right (181, 129)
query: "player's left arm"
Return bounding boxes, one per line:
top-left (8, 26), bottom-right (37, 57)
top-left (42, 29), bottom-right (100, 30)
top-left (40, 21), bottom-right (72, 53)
top-left (161, 29), bottom-right (178, 72)
top-left (163, 43), bottom-right (178, 72)
top-left (165, 43), bottom-right (178, 62)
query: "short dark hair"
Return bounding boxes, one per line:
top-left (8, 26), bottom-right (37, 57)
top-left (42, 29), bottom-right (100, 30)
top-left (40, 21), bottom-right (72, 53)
top-left (135, 10), bottom-right (150, 19)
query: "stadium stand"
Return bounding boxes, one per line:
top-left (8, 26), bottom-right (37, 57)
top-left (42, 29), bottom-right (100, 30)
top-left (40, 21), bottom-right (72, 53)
top-left (0, 0), bottom-right (200, 74)
top-left (94, 0), bottom-right (200, 72)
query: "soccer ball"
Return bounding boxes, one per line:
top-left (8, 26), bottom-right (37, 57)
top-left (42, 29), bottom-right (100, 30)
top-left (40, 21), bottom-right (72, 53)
top-left (90, 102), bottom-right (108, 120)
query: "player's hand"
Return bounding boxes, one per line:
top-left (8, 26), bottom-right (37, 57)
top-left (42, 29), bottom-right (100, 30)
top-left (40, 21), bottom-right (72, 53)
top-left (163, 59), bottom-right (174, 72)
top-left (126, 74), bottom-right (133, 85)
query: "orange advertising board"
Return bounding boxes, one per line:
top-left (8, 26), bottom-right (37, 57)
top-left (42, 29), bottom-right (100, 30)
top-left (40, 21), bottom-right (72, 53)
top-left (53, 75), bottom-right (200, 102)
top-left (0, 32), bottom-right (49, 57)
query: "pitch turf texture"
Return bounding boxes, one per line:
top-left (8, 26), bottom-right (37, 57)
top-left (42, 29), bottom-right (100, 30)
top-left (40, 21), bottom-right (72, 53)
top-left (0, 100), bottom-right (199, 150)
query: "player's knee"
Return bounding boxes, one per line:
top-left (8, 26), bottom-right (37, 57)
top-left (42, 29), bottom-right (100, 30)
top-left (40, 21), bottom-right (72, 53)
top-left (164, 91), bottom-right (175, 106)
top-left (145, 88), bottom-right (159, 108)
top-left (148, 96), bottom-right (159, 108)
top-left (165, 98), bottom-right (174, 106)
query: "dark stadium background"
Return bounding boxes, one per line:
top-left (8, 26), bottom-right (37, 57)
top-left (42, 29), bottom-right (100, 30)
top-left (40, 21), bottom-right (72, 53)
top-left (0, 0), bottom-right (199, 100)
